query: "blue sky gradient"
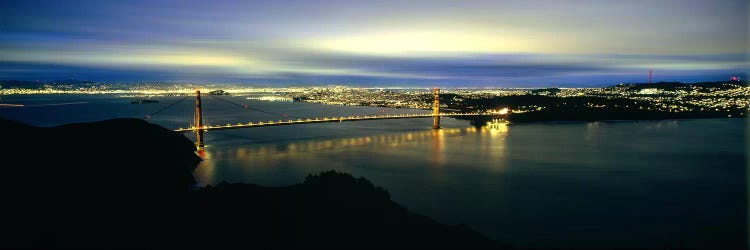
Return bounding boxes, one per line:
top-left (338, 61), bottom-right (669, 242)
top-left (1, 0), bottom-right (747, 87)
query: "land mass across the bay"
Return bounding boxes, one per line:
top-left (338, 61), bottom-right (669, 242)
top-left (287, 81), bottom-right (749, 124)
top-left (0, 118), bottom-right (507, 248)
top-left (1, 79), bottom-right (748, 123)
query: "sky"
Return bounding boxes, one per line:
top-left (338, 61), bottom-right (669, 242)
top-left (0, 0), bottom-right (748, 87)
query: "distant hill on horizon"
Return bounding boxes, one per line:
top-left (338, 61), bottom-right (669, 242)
top-left (1, 78), bottom-right (747, 90)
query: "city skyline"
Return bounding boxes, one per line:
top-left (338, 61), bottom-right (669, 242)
top-left (1, 0), bottom-right (748, 87)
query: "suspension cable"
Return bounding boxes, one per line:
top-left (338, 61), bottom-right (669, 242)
top-left (208, 94), bottom-right (302, 119)
top-left (142, 96), bottom-right (189, 120)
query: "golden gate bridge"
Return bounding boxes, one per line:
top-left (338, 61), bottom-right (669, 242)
top-left (162, 88), bottom-right (507, 149)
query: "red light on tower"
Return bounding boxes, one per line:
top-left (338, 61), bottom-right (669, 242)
top-left (730, 76), bottom-right (740, 81)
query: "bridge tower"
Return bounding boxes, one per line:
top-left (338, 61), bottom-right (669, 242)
top-left (194, 90), bottom-right (205, 148)
top-left (433, 88), bottom-right (440, 129)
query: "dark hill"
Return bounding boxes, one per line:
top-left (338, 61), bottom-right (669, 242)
top-left (0, 118), bottom-right (201, 247)
top-left (194, 171), bottom-right (504, 248)
top-left (0, 118), bottom-right (506, 248)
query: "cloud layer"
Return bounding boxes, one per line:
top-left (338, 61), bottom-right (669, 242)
top-left (1, 0), bottom-right (747, 86)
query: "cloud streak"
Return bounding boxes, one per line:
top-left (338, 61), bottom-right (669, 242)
top-left (0, 0), bottom-right (747, 86)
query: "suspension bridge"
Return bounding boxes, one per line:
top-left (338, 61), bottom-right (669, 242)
top-left (162, 88), bottom-right (506, 149)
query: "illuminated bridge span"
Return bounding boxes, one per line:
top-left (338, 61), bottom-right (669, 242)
top-left (175, 112), bottom-right (496, 132)
top-left (173, 89), bottom-right (507, 149)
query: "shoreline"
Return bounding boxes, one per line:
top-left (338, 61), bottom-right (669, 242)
top-left (504, 116), bottom-right (747, 126)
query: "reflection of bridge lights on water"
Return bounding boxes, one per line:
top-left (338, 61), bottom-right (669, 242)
top-left (430, 128), bottom-right (446, 166)
top-left (188, 121), bottom-right (509, 157)
top-left (197, 125), bottom-right (508, 159)
top-left (200, 127), bottom-right (466, 159)
top-left (486, 119), bottom-right (509, 135)
top-left (193, 149), bottom-right (216, 184)
top-left (192, 125), bottom-right (512, 184)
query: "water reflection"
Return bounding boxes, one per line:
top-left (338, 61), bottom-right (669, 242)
top-left (585, 121), bottom-right (602, 146)
top-left (473, 121), bottom-right (510, 168)
top-left (430, 129), bottom-right (445, 166)
top-left (193, 149), bottom-right (216, 184)
top-left (194, 123), bottom-right (510, 184)
top-left (220, 128), bottom-right (465, 155)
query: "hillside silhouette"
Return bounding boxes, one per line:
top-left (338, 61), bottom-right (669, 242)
top-left (0, 118), bottom-right (506, 248)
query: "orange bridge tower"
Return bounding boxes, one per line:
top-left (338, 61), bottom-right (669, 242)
top-left (433, 88), bottom-right (440, 129)
top-left (194, 90), bottom-right (205, 149)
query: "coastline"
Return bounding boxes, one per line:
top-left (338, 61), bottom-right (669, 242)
top-left (505, 116), bottom-right (748, 126)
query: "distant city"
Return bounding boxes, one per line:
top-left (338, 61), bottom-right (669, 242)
top-left (2, 79), bottom-right (748, 120)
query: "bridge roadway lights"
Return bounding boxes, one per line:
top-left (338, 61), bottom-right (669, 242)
top-left (177, 113), bottom-right (496, 133)
top-left (181, 88), bottom-right (508, 149)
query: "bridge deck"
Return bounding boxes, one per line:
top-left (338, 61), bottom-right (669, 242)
top-left (175, 113), bottom-right (494, 132)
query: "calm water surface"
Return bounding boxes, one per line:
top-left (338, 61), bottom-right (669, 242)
top-left (1, 94), bottom-right (746, 248)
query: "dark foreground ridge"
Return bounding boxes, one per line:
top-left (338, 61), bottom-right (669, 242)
top-left (0, 118), bottom-right (506, 248)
